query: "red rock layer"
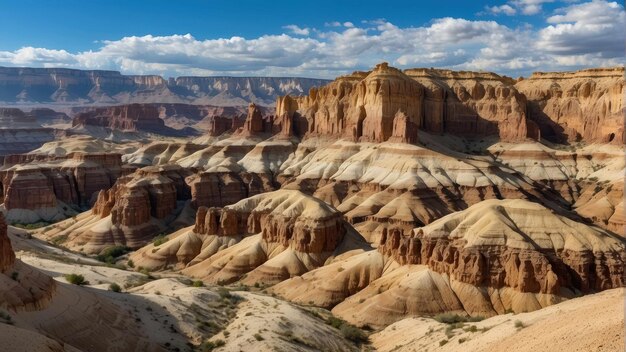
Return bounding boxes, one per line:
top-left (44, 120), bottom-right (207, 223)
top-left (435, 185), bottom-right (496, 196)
top-left (189, 172), bottom-right (277, 208)
top-left (0, 213), bottom-right (15, 272)
top-left (276, 63), bottom-right (532, 143)
top-left (194, 205), bottom-right (345, 254)
top-left (515, 67), bottom-right (624, 144)
top-left (72, 103), bottom-right (166, 131)
top-left (92, 165), bottom-right (191, 226)
top-left (0, 153), bottom-right (122, 210)
top-left (238, 103), bottom-right (277, 136)
top-left (378, 227), bottom-right (624, 295)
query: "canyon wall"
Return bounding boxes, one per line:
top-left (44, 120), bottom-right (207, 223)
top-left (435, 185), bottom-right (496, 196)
top-left (0, 67), bottom-right (328, 106)
top-left (515, 67), bottom-right (624, 144)
top-left (276, 63), bottom-right (533, 143)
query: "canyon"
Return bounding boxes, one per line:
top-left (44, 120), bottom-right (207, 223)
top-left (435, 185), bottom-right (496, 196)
top-left (0, 63), bottom-right (623, 352)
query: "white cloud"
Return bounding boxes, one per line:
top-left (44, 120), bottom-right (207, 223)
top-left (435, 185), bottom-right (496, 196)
top-left (538, 0), bottom-right (625, 56)
top-left (0, 1), bottom-right (622, 78)
top-left (512, 0), bottom-right (555, 15)
top-left (487, 4), bottom-right (518, 15)
top-left (283, 25), bottom-right (310, 36)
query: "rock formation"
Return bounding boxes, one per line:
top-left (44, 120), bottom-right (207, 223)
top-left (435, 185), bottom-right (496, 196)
top-left (378, 199), bottom-right (625, 294)
top-left (0, 213), bottom-right (15, 272)
top-left (73, 104), bottom-right (167, 132)
top-left (0, 108), bottom-right (55, 156)
top-left (38, 165), bottom-right (193, 253)
top-left (515, 67), bottom-right (624, 144)
top-left (0, 152), bottom-right (123, 223)
top-left (276, 63), bottom-right (533, 142)
top-left (130, 190), bottom-right (360, 285)
top-left (0, 66), bottom-right (327, 106)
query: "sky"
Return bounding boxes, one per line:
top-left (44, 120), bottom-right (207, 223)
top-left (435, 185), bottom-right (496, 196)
top-left (0, 0), bottom-right (623, 78)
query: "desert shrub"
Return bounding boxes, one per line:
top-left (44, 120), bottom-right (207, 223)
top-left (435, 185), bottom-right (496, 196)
top-left (10, 272), bottom-right (18, 281)
top-left (153, 234), bottom-right (169, 246)
top-left (254, 333), bottom-right (264, 341)
top-left (200, 339), bottom-right (225, 351)
top-left (65, 273), bottom-right (87, 285)
top-left (96, 245), bottom-right (131, 264)
top-left (217, 287), bottom-right (232, 299)
top-left (11, 221), bottom-right (50, 230)
top-left (434, 313), bottom-right (483, 324)
top-left (192, 280), bottom-right (204, 287)
top-left (514, 320), bottom-right (524, 328)
top-left (109, 283), bottom-right (121, 292)
top-left (0, 311), bottom-right (13, 325)
top-left (434, 313), bottom-right (466, 324)
top-left (326, 316), bottom-right (368, 344)
top-left (340, 324), bottom-right (367, 344)
top-left (127, 259), bottom-right (135, 268)
top-left (439, 339), bottom-right (448, 346)
top-left (464, 325), bottom-right (478, 333)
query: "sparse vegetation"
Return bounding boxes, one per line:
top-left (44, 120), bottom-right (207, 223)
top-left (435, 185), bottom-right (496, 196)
top-left (192, 280), bottom-right (204, 287)
top-left (326, 316), bottom-right (368, 344)
top-left (0, 311), bottom-right (13, 325)
top-left (109, 282), bottom-right (121, 292)
top-left (10, 271), bottom-right (18, 281)
top-left (65, 273), bottom-right (88, 285)
top-left (217, 287), bottom-right (232, 299)
top-left (153, 234), bottom-right (169, 246)
top-left (514, 320), bottom-right (525, 328)
top-left (199, 339), bottom-right (225, 351)
top-left (254, 333), bottom-right (264, 341)
top-left (96, 245), bottom-right (131, 264)
top-left (11, 221), bottom-right (50, 229)
top-left (434, 313), bottom-right (484, 324)
top-left (439, 339), bottom-right (448, 346)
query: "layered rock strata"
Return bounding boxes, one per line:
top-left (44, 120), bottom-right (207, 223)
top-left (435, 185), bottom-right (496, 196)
top-left (276, 63), bottom-right (533, 143)
top-left (515, 67), bottom-right (624, 144)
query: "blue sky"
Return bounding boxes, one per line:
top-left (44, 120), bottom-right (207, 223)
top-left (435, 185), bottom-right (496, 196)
top-left (0, 0), bottom-right (623, 77)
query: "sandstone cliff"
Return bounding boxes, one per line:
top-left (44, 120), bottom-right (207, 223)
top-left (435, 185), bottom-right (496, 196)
top-left (38, 165), bottom-right (193, 253)
top-left (0, 213), bottom-right (15, 272)
top-left (0, 108), bottom-right (55, 156)
top-left (130, 190), bottom-right (361, 285)
top-left (378, 199), bottom-right (625, 295)
top-left (515, 67), bottom-right (624, 144)
top-left (276, 63), bottom-right (532, 143)
top-left (0, 66), bottom-right (328, 106)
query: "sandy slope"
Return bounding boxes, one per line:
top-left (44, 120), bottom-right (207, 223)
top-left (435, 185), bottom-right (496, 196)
top-left (371, 288), bottom-right (625, 352)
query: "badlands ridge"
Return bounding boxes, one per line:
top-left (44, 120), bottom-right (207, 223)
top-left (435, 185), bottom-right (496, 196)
top-left (0, 63), bottom-right (623, 352)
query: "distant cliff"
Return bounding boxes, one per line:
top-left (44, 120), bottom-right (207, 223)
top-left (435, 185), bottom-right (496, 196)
top-left (0, 67), bottom-right (330, 106)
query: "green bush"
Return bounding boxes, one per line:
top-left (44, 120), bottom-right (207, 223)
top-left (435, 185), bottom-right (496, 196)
top-left (340, 324), bottom-right (367, 344)
top-left (200, 339), bottom-right (225, 351)
top-left (96, 246), bottom-right (131, 264)
top-left (253, 333), bottom-right (264, 341)
top-left (192, 280), bottom-right (204, 287)
top-left (326, 316), bottom-right (368, 344)
top-left (514, 320), bottom-right (524, 328)
top-left (127, 259), bottom-right (135, 268)
top-left (434, 313), bottom-right (484, 324)
top-left (65, 273), bottom-right (87, 285)
top-left (153, 234), bottom-right (169, 246)
top-left (109, 283), bottom-right (121, 292)
top-left (217, 287), bottom-right (232, 299)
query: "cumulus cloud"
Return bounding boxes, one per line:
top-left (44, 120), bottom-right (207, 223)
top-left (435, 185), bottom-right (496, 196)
top-left (538, 0), bottom-right (625, 56)
top-left (486, 4), bottom-right (517, 15)
top-left (0, 1), bottom-right (622, 78)
top-left (512, 0), bottom-right (555, 15)
top-left (283, 25), bottom-right (310, 36)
